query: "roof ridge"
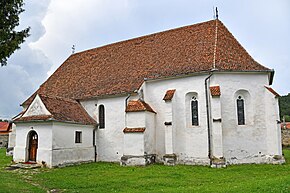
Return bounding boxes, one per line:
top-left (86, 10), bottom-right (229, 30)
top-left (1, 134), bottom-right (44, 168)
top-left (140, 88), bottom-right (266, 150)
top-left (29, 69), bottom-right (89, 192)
top-left (213, 19), bottom-right (218, 69)
top-left (216, 20), bottom-right (270, 71)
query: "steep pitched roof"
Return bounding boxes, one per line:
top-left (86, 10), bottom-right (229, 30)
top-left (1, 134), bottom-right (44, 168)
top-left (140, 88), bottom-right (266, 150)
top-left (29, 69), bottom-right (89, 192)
top-left (23, 19), bottom-right (270, 106)
top-left (16, 95), bottom-right (96, 125)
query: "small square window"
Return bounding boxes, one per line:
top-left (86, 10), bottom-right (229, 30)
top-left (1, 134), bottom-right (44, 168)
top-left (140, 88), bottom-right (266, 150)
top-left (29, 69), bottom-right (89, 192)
top-left (75, 131), bottom-right (82, 143)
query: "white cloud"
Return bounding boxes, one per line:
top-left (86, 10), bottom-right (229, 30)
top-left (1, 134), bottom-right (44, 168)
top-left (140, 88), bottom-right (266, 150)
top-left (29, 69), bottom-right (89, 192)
top-left (0, 1), bottom-right (52, 119)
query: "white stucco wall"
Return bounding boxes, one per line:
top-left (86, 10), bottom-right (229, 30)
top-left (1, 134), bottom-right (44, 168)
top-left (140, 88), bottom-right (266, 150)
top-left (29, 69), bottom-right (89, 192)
top-left (210, 96), bottom-right (223, 158)
top-left (144, 74), bottom-right (210, 164)
top-left (265, 89), bottom-right (282, 156)
top-left (127, 112), bottom-right (145, 128)
top-left (14, 121), bottom-right (95, 167)
top-left (8, 123), bottom-right (16, 148)
top-left (51, 122), bottom-right (95, 167)
top-left (144, 112), bottom-right (156, 155)
top-left (164, 101), bottom-right (174, 155)
top-left (123, 133), bottom-right (144, 155)
top-left (14, 122), bottom-right (53, 166)
top-left (210, 72), bottom-right (279, 164)
top-left (80, 96), bottom-right (126, 162)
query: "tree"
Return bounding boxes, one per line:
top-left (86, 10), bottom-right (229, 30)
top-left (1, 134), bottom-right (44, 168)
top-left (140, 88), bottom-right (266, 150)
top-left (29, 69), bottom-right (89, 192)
top-left (0, 0), bottom-right (30, 66)
top-left (279, 93), bottom-right (290, 121)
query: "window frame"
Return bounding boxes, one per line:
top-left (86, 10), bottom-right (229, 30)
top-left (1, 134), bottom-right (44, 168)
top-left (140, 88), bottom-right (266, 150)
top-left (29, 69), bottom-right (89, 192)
top-left (191, 96), bottom-right (199, 126)
top-left (237, 96), bottom-right (245, 125)
top-left (99, 104), bottom-right (105, 129)
top-left (75, 131), bottom-right (82, 143)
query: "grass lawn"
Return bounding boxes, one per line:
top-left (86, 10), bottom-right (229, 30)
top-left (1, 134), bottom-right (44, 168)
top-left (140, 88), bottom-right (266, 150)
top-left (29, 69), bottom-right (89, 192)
top-left (0, 148), bottom-right (289, 193)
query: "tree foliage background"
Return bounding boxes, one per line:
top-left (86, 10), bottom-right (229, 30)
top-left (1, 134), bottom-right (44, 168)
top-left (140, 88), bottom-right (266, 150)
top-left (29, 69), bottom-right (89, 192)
top-left (0, 0), bottom-right (30, 66)
top-left (279, 93), bottom-right (290, 122)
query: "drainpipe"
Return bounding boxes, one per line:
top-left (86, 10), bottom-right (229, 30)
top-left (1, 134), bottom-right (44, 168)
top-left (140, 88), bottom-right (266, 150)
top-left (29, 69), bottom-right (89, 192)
top-left (125, 94), bottom-right (131, 126)
top-left (93, 124), bottom-right (99, 162)
top-left (205, 71), bottom-right (213, 164)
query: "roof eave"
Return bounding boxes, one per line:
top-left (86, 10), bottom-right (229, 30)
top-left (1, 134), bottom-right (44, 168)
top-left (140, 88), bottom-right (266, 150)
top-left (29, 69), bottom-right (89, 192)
top-left (14, 119), bottom-right (96, 126)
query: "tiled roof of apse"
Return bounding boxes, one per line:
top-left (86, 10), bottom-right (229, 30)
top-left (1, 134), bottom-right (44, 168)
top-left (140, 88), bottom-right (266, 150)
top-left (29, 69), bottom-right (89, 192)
top-left (23, 19), bottom-right (270, 106)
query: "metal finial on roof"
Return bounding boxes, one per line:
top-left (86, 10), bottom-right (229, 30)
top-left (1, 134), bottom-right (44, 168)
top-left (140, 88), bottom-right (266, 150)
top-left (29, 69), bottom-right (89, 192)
top-left (215, 7), bottom-right (219, 19)
top-left (72, 45), bottom-right (75, 54)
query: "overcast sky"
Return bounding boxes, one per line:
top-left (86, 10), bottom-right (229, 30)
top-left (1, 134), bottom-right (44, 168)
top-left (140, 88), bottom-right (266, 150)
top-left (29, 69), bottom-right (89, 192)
top-left (0, 0), bottom-right (289, 119)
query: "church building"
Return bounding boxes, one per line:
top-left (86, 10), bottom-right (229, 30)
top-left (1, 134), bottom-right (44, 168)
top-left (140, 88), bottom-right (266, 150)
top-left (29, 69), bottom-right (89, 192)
top-left (13, 19), bottom-right (284, 168)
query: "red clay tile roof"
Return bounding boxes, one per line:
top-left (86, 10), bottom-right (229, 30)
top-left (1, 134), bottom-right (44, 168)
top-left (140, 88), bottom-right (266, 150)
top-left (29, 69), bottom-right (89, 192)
top-left (265, 86), bottom-right (280, 97)
top-left (163, 89), bottom-right (176, 101)
top-left (0, 122), bottom-right (11, 133)
top-left (125, 100), bottom-right (156, 113)
top-left (281, 122), bottom-right (290, 129)
top-left (16, 95), bottom-right (96, 125)
top-left (23, 19), bottom-right (270, 106)
top-left (123, 127), bottom-right (146, 133)
top-left (210, 86), bottom-right (221, 96)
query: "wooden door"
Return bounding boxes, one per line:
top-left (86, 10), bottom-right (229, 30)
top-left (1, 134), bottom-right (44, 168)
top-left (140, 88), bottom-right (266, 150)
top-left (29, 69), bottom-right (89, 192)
top-left (28, 131), bottom-right (38, 162)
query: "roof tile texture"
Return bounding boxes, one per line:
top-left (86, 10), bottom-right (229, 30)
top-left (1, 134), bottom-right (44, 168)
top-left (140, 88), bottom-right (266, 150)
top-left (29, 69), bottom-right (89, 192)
top-left (123, 127), bottom-right (146, 133)
top-left (0, 122), bottom-right (11, 133)
top-left (126, 100), bottom-right (156, 113)
top-left (23, 19), bottom-right (270, 106)
top-left (210, 86), bottom-right (221, 96)
top-left (281, 122), bottom-right (290, 130)
top-left (265, 86), bottom-right (280, 97)
top-left (17, 95), bottom-right (96, 125)
top-left (163, 89), bottom-right (176, 101)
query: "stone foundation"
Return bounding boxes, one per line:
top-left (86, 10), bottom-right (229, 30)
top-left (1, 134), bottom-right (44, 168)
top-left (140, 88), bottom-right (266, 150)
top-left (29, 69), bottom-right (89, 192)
top-left (226, 154), bottom-right (285, 165)
top-left (177, 156), bottom-right (210, 166)
top-left (0, 134), bottom-right (9, 148)
top-left (6, 147), bottom-right (14, 156)
top-left (163, 154), bottom-right (177, 166)
top-left (120, 154), bottom-right (156, 166)
top-left (282, 128), bottom-right (290, 147)
top-left (211, 157), bottom-right (226, 168)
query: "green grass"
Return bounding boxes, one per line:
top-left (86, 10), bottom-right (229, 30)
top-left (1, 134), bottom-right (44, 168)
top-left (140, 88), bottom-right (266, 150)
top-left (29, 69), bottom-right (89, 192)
top-left (0, 148), bottom-right (289, 192)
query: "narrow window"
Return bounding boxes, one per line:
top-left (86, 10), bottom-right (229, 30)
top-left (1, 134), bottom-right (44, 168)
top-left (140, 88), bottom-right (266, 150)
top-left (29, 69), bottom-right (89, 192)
top-left (191, 97), bottom-right (199, 126)
top-left (75, 131), bottom-right (82, 143)
top-left (237, 96), bottom-right (245, 125)
top-left (99, 105), bottom-right (105, 129)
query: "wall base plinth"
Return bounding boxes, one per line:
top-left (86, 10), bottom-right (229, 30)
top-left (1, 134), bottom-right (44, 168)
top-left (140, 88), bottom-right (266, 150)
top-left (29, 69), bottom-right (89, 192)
top-left (163, 154), bottom-right (177, 166)
top-left (211, 157), bottom-right (226, 168)
top-left (226, 154), bottom-right (285, 165)
top-left (120, 154), bottom-right (156, 166)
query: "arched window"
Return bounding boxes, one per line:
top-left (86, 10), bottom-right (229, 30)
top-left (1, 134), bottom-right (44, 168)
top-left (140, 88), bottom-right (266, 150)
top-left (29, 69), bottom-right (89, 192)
top-left (191, 96), bottom-right (199, 126)
top-left (99, 105), bottom-right (105, 129)
top-left (237, 96), bottom-right (245, 125)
